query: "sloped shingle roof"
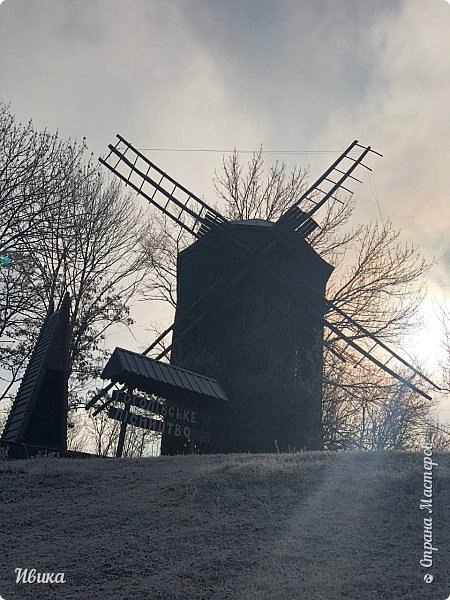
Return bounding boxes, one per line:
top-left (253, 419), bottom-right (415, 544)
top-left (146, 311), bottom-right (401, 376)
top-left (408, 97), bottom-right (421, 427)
top-left (101, 347), bottom-right (228, 404)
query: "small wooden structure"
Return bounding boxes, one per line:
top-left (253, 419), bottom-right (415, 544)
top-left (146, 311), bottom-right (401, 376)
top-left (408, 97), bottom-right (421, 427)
top-left (101, 347), bottom-right (228, 456)
top-left (1, 293), bottom-right (71, 456)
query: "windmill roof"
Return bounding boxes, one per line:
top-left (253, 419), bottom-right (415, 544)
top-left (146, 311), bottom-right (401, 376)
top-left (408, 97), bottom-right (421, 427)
top-left (230, 218), bottom-right (273, 227)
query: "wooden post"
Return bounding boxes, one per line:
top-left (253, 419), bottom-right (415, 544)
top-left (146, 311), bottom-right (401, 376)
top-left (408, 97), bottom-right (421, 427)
top-left (116, 390), bottom-right (132, 458)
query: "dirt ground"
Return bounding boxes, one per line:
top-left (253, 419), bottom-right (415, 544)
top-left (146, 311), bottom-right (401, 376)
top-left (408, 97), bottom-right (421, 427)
top-left (1, 450), bottom-right (449, 599)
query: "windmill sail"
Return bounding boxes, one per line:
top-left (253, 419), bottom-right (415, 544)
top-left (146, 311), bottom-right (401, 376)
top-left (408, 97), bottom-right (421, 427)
top-left (275, 140), bottom-right (382, 236)
top-left (87, 136), bottom-right (437, 414)
top-left (99, 134), bottom-right (227, 240)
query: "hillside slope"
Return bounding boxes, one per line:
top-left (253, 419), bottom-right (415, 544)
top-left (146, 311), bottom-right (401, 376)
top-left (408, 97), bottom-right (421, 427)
top-left (1, 451), bottom-right (449, 600)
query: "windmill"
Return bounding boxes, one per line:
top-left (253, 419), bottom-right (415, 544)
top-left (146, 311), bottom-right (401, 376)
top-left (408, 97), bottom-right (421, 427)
top-left (86, 135), bottom-right (440, 454)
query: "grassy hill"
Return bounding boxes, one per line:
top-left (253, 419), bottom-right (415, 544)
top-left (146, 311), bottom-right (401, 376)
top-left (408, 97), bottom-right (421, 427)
top-left (1, 450), bottom-right (449, 600)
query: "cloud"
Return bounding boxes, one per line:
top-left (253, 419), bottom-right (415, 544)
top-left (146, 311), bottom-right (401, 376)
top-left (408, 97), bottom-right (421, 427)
top-left (1, 0), bottom-right (448, 266)
top-left (1, 1), bottom-right (449, 390)
top-left (0, 0), bottom-right (269, 198)
top-left (313, 0), bottom-right (450, 280)
top-left (175, 0), bottom-right (402, 146)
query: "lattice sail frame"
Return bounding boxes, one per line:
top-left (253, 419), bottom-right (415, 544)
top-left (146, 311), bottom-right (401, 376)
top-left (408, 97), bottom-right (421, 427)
top-left (99, 135), bottom-right (226, 240)
top-left (87, 135), bottom-right (440, 413)
top-left (275, 139), bottom-right (379, 236)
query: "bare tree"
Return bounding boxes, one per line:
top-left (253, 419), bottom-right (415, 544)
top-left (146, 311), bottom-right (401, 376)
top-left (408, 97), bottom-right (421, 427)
top-left (141, 213), bottom-right (191, 309)
top-left (19, 174), bottom-right (148, 402)
top-left (83, 410), bottom-right (120, 456)
top-left (214, 148), bottom-right (310, 221)
top-left (321, 217), bottom-right (431, 449)
top-left (122, 423), bottom-right (161, 458)
top-left (425, 420), bottom-right (450, 451)
top-left (421, 303), bottom-right (450, 451)
top-left (0, 102), bottom-right (89, 256)
top-left (66, 412), bottom-right (91, 453)
top-left (0, 105), bottom-right (149, 409)
top-left (441, 303), bottom-right (450, 391)
top-left (79, 405), bottom-right (160, 457)
top-left (0, 400), bottom-right (9, 437)
top-left (363, 376), bottom-right (434, 450)
top-left (0, 102), bottom-right (89, 348)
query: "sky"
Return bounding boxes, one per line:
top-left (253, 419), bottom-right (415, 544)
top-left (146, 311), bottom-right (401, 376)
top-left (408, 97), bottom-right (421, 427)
top-left (1, 0), bottom-right (449, 417)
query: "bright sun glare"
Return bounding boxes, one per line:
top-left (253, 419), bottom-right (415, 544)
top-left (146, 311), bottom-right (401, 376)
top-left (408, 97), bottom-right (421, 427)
top-left (407, 294), bottom-right (445, 373)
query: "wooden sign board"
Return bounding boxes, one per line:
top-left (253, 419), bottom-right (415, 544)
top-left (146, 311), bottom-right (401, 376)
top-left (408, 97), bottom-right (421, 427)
top-left (108, 391), bottom-right (211, 443)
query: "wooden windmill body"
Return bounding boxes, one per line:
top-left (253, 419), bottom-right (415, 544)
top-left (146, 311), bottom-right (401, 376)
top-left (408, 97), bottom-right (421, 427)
top-left (167, 219), bottom-right (332, 453)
